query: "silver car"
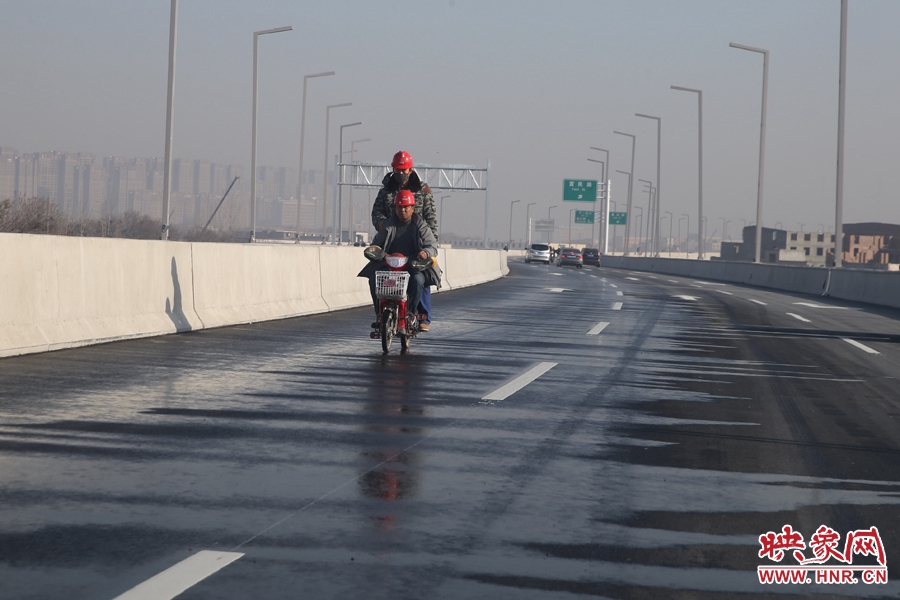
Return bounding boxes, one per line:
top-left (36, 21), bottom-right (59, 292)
top-left (525, 243), bottom-right (551, 264)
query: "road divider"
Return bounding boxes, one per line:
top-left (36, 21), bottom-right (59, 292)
top-left (601, 255), bottom-right (900, 311)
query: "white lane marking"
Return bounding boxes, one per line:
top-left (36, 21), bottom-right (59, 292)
top-left (749, 299), bottom-right (767, 305)
top-left (626, 277), bottom-right (640, 281)
top-left (609, 284), bottom-right (618, 288)
top-left (546, 287), bottom-right (571, 293)
top-left (715, 289), bottom-right (733, 295)
top-left (648, 275), bottom-right (658, 279)
top-left (674, 295), bottom-right (699, 301)
top-left (482, 362), bottom-right (557, 401)
top-left (601, 278), bottom-right (607, 282)
top-left (612, 302), bottom-right (623, 310)
top-left (841, 338), bottom-right (880, 355)
top-left (668, 279), bottom-right (678, 284)
top-left (113, 551), bottom-right (244, 600)
top-left (793, 302), bottom-right (849, 310)
top-left (786, 313), bottom-right (811, 323)
top-left (590, 274), bottom-right (597, 278)
top-left (550, 272), bottom-right (563, 276)
top-left (616, 291), bottom-right (623, 296)
top-left (587, 322), bottom-right (609, 335)
top-left (695, 281), bottom-right (725, 286)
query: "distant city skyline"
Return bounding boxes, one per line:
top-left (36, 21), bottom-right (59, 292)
top-left (3, 2), bottom-right (900, 242)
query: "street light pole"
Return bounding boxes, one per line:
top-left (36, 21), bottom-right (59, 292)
top-left (671, 85), bottom-right (704, 259)
top-left (295, 70), bottom-right (335, 241)
top-left (615, 169), bottom-right (632, 252)
top-left (250, 25), bottom-right (292, 242)
top-left (665, 211), bottom-right (673, 256)
top-left (834, 0), bottom-right (848, 268)
top-left (569, 208), bottom-right (575, 246)
top-left (439, 195), bottom-right (449, 245)
top-left (161, 0), bottom-right (178, 240)
top-left (548, 204), bottom-right (558, 243)
top-left (635, 114), bottom-right (661, 256)
top-left (509, 199), bottom-right (520, 248)
top-left (635, 206), bottom-right (644, 254)
top-left (322, 102), bottom-right (351, 238)
top-left (525, 202), bottom-right (537, 246)
top-left (590, 147), bottom-right (610, 252)
top-left (638, 179), bottom-right (654, 254)
top-left (730, 42), bottom-right (769, 263)
top-left (348, 137), bottom-right (370, 243)
top-left (335, 121), bottom-right (361, 244)
top-left (682, 213), bottom-right (691, 254)
top-left (587, 157), bottom-right (605, 248)
top-left (613, 132), bottom-right (636, 255)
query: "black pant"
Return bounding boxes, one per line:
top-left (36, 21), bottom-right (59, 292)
top-left (369, 270), bottom-right (426, 319)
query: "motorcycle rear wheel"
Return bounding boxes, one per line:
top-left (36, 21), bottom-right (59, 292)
top-left (380, 308), bottom-right (395, 353)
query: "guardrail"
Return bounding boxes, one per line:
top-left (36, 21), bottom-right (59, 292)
top-left (0, 233), bottom-right (508, 358)
top-left (600, 255), bottom-right (900, 310)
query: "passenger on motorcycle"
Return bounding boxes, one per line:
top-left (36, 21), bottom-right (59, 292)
top-left (358, 190), bottom-right (442, 329)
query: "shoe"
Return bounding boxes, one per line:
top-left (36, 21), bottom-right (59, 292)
top-left (371, 321), bottom-right (380, 329)
top-left (419, 323), bottom-right (430, 332)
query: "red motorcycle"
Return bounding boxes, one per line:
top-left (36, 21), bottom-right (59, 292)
top-left (369, 253), bottom-right (431, 353)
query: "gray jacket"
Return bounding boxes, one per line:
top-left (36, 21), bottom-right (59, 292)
top-left (357, 213), bottom-right (442, 288)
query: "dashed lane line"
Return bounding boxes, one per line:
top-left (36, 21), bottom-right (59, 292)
top-left (587, 322), bottom-right (609, 335)
top-left (841, 338), bottom-right (880, 355)
top-left (482, 362), bottom-right (558, 402)
top-left (749, 299), bottom-right (767, 305)
top-left (612, 302), bottom-right (623, 310)
top-left (786, 313), bottom-right (811, 323)
top-left (112, 551), bottom-right (244, 600)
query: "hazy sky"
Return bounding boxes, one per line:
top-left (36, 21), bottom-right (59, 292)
top-left (2, 0), bottom-right (898, 241)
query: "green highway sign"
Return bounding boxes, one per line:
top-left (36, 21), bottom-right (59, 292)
top-left (563, 179), bottom-right (598, 202)
top-left (574, 210), bottom-right (594, 224)
top-left (609, 211), bottom-right (627, 225)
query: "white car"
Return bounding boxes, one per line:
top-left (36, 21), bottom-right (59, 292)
top-left (525, 243), bottom-right (551, 264)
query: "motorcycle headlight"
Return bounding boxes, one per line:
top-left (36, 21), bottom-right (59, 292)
top-left (385, 255), bottom-right (409, 269)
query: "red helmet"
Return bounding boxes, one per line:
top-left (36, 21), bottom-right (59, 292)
top-left (391, 150), bottom-right (413, 170)
top-left (395, 190), bottom-right (416, 207)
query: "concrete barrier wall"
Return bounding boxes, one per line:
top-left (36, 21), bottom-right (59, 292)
top-left (601, 255), bottom-right (896, 309)
top-left (0, 233), bottom-right (200, 357)
top-left (0, 233), bottom-right (508, 358)
top-left (828, 269), bottom-right (900, 310)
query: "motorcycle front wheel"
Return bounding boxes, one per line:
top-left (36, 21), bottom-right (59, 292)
top-left (380, 308), bottom-right (395, 353)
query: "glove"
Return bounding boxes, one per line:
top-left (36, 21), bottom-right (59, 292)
top-left (410, 256), bottom-right (435, 271)
top-left (364, 245), bottom-right (385, 262)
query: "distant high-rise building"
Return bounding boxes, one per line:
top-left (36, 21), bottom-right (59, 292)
top-left (0, 148), bottom-right (16, 202)
top-left (59, 153), bottom-right (94, 216)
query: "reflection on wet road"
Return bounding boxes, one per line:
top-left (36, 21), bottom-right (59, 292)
top-left (1, 260), bottom-right (899, 598)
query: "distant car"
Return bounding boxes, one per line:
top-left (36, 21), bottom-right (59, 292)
top-left (556, 247), bottom-right (583, 268)
top-left (581, 247), bottom-right (601, 266)
top-left (525, 243), bottom-right (551, 264)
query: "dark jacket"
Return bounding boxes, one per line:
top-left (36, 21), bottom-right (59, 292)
top-left (358, 213), bottom-right (442, 288)
top-left (371, 171), bottom-right (438, 237)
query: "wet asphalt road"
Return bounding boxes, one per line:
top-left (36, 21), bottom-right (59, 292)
top-left (1, 260), bottom-right (900, 599)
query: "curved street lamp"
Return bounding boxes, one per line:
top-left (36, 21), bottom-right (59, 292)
top-left (251, 25), bottom-right (292, 241)
top-left (509, 199), bottom-right (520, 248)
top-left (296, 71), bottom-right (335, 240)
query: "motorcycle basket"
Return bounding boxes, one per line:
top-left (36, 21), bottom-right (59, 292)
top-left (375, 270), bottom-right (410, 300)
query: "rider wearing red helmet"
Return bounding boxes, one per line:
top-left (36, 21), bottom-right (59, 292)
top-left (359, 189), bottom-right (441, 330)
top-left (371, 150), bottom-right (439, 330)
